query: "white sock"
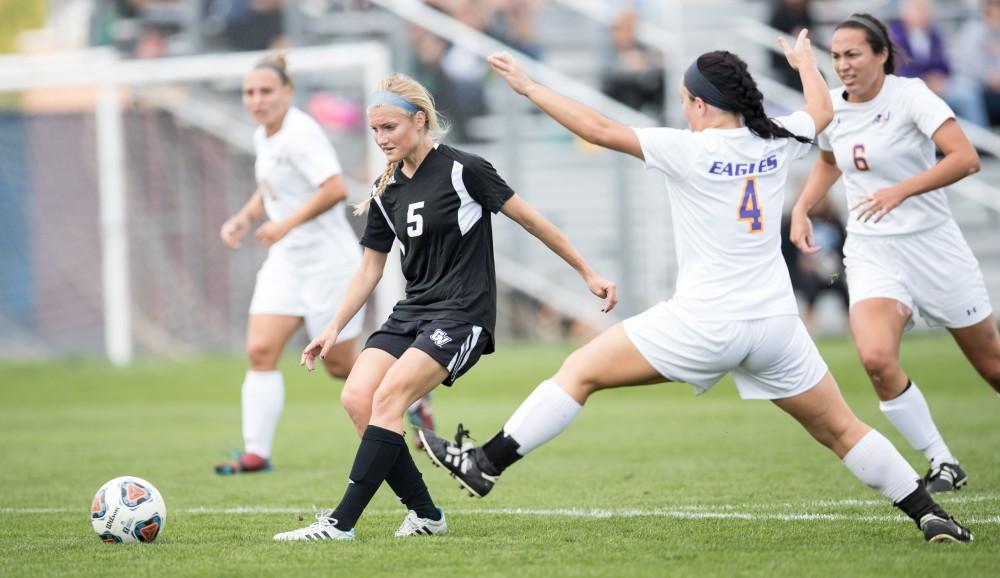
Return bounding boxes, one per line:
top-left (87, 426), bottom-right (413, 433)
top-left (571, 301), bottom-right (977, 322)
top-left (502, 379), bottom-right (583, 455)
top-left (841, 429), bottom-right (920, 503)
top-left (241, 370), bottom-right (284, 458)
top-left (879, 381), bottom-right (957, 467)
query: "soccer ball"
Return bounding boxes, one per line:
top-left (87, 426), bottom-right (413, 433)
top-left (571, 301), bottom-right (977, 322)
top-left (90, 476), bottom-right (167, 543)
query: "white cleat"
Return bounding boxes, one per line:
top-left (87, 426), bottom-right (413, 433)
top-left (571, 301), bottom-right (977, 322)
top-left (273, 511), bottom-right (355, 542)
top-left (394, 509), bottom-right (448, 537)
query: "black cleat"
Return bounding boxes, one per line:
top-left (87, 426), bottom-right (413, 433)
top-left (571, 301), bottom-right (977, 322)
top-left (418, 425), bottom-right (498, 498)
top-left (924, 463), bottom-right (968, 493)
top-left (920, 512), bottom-right (974, 543)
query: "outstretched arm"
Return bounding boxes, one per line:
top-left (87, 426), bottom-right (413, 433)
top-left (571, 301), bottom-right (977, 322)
top-left (778, 29), bottom-right (833, 133)
top-left (488, 52), bottom-right (644, 160)
top-left (500, 194), bottom-right (618, 313)
top-left (301, 248), bottom-right (388, 370)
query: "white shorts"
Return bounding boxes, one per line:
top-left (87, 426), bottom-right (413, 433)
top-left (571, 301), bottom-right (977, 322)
top-left (622, 301), bottom-right (828, 400)
top-left (844, 219), bottom-right (992, 329)
top-left (248, 254), bottom-right (364, 341)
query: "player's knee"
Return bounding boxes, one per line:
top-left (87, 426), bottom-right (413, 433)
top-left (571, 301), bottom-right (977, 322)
top-left (340, 385), bottom-right (370, 419)
top-left (246, 341), bottom-right (280, 370)
top-left (554, 351), bottom-right (600, 395)
top-left (807, 414), bottom-right (860, 454)
top-left (856, 345), bottom-right (896, 379)
top-left (370, 381), bottom-right (408, 419)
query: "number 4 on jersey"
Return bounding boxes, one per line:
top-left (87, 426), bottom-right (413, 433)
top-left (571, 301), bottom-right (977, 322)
top-left (738, 178), bottom-right (763, 233)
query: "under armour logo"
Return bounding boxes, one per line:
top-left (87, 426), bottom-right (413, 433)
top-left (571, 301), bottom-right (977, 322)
top-left (967, 306), bottom-right (978, 316)
top-left (429, 329), bottom-right (453, 347)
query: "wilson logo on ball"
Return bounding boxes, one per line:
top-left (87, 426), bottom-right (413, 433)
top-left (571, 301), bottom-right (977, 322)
top-left (120, 480), bottom-right (152, 508)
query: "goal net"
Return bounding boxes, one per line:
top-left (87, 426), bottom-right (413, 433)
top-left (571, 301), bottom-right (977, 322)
top-left (0, 44), bottom-right (390, 364)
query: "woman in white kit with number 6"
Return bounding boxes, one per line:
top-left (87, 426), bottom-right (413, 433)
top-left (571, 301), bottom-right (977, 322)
top-left (791, 13), bottom-right (1000, 494)
top-left (215, 54), bottom-right (432, 475)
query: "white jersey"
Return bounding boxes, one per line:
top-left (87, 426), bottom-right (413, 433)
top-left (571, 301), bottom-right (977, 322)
top-left (818, 75), bottom-right (955, 236)
top-left (253, 106), bottom-right (361, 272)
top-left (634, 111), bottom-right (815, 320)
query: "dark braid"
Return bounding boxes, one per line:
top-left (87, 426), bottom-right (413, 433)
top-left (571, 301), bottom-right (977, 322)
top-left (696, 51), bottom-right (812, 144)
top-left (834, 13), bottom-right (899, 74)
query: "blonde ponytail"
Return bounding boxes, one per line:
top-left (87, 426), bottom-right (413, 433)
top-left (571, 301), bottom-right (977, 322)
top-left (353, 161), bottom-right (399, 216)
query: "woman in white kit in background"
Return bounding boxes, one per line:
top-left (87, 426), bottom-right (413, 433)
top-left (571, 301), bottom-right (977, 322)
top-left (215, 54), bottom-right (431, 474)
top-left (791, 13), bottom-right (1000, 493)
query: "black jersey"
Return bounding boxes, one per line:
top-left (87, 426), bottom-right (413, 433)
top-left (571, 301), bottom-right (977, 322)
top-left (360, 144), bottom-right (515, 353)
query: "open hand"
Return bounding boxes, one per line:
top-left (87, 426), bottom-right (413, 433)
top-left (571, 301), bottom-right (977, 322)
top-left (487, 51), bottom-right (536, 96)
top-left (301, 328), bottom-right (340, 371)
top-left (778, 28), bottom-right (815, 72)
top-left (851, 186), bottom-right (908, 223)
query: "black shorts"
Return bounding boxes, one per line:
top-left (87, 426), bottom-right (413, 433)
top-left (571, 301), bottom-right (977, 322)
top-left (364, 315), bottom-right (491, 386)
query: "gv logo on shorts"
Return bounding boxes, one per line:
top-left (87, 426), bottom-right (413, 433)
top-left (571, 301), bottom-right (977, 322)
top-left (429, 329), bottom-right (453, 348)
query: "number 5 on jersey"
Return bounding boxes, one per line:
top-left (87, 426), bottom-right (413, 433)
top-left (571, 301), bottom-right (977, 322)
top-left (738, 178), bottom-right (763, 233)
top-left (407, 201), bottom-right (425, 237)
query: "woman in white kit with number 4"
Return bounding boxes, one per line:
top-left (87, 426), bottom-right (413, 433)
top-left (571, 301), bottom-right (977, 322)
top-left (215, 54), bottom-right (433, 475)
top-left (791, 13), bottom-right (1000, 494)
top-left (420, 30), bottom-right (973, 543)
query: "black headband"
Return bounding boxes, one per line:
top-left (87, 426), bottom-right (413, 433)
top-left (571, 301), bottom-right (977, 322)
top-left (256, 62), bottom-right (291, 85)
top-left (842, 16), bottom-right (890, 49)
top-left (683, 60), bottom-right (737, 112)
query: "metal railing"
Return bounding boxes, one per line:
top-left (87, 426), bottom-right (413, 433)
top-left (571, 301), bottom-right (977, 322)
top-left (366, 0), bottom-right (657, 128)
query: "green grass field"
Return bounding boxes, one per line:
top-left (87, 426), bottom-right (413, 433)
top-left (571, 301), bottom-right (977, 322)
top-left (1, 332), bottom-right (998, 577)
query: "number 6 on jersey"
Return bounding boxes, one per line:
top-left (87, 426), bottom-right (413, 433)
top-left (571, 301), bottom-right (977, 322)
top-left (738, 178), bottom-right (763, 232)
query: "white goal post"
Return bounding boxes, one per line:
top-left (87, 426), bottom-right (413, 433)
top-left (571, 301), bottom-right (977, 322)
top-left (0, 43), bottom-right (391, 365)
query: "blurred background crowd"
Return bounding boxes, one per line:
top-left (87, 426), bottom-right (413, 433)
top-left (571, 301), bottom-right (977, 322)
top-left (1, 1), bottom-right (998, 360)
top-left (54, 0), bottom-right (1000, 131)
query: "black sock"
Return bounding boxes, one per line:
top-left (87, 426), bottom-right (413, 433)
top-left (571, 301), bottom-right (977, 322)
top-left (384, 442), bottom-right (440, 521)
top-left (894, 481), bottom-right (945, 527)
top-left (330, 425), bottom-right (404, 531)
top-left (481, 430), bottom-right (523, 475)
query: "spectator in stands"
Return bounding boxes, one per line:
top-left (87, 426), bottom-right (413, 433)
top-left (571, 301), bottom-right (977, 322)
top-left (600, 7), bottom-right (666, 121)
top-left (768, 0), bottom-right (815, 90)
top-left (485, 0), bottom-right (543, 59)
top-left (889, 0), bottom-right (989, 125)
top-left (406, 25), bottom-right (480, 142)
top-left (955, 0), bottom-right (1000, 126)
top-left (408, 1), bottom-right (491, 142)
top-left (221, 0), bottom-right (286, 51)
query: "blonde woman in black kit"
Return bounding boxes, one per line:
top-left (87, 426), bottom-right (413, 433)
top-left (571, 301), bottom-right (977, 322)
top-left (272, 73), bottom-right (617, 541)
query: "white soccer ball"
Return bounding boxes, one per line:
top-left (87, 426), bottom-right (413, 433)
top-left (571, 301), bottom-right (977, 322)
top-left (90, 476), bottom-right (167, 543)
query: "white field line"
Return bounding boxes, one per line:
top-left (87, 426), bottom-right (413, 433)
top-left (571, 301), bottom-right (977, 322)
top-left (3, 494), bottom-right (998, 524)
